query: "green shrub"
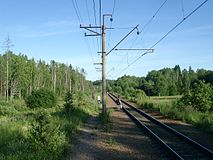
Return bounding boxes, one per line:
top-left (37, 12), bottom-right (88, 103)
top-left (64, 91), bottom-right (74, 113)
top-left (25, 89), bottom-right (57, 109)
top-left (179, 91), bottom-right (192, 106)
top-left (180, 81), bottom-right (213, 112)
top-left (99, 110), bottom-right (113, 132)
top-left (134, 90), bottom-right (147, 105)
top-left (99, 110), bottom-right (112, 124)
top-left (191, 81), bottom-right (213, 112)
top-left (27, 112), bottom-right (67, 159)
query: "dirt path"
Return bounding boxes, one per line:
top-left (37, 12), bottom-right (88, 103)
top-left (65, 96), bottom-right (161, 160)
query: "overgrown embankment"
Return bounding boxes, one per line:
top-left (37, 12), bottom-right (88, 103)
top-left (0, 90), bottom-right (98, 160)
top-left (113, 80), bottom-right (213, 133)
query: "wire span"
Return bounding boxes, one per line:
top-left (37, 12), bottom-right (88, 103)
top-left (114, 0), bottom-right (209, 78)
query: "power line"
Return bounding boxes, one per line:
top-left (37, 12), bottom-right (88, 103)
top-left (139, 0), bottom-right (168, 33)
top-left (72, 0), bottom-right (100, 76)
top-left (85, 0), bottom-right (91, 23)
top-left (92, 0), bottom-right (97, 26)
top-left (106, 24), bottom-right (139, 56)
top-left (151, 0), bottom-right (208, 49)
top-left (92, 0), bottom-right (100, 58)
top-left (111, 0), bottom-right (167, 69)
top-left (114, 0), bottom-right (209, 78)
top-left (108, 0), bottom-right (116, 48)
top-left (99, 0), bottom-right (102, 63)
top-left (181, 0), bottom-right (185, 19)
top-left (72, 0), bottom-right (82, 23)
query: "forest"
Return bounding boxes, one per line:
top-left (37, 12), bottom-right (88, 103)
top-left (0, 51), bottom-right (94, 99)
top-left (107, 65), bottom-right (213, 97)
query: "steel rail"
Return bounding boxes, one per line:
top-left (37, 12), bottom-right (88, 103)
top-left (108, 92), bottom-right (213, 159)
top-left (121, 99), bottom-right (213, 158)
top-left (108, 93), bottom-right (182, 159)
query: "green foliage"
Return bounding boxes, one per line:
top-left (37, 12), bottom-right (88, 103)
top-left (27, 112), bottom-right (67, 159)
top-left (0, 91), bottom-right (99, 159)
top-left (191, 81), bottom-right (213, 112)
top-left (108, 65), bottom-right (213, 97)
top-left (25, 89), bottom-right (57, 109)
top-left (134, 90), bottom-right (147, 106)
top-left (99, 110), bottom-right (113, 132)
top-left (180, 80), bottom-right (213, 112)
top-left (0, 52), bottom-right (91, 100)
top-left (139, 97), bottom-right (213, 133)
top-left (64, 91), bottom-right (74, 113)
top-left (99, 110), bottom-right (112, 124)
top-left (179, 91), bottom-right (192, 106)
top-left (107, 137), bottom-right (117, 146)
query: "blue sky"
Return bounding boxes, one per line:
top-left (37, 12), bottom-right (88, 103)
top-left (0, 0), bottom-right (212, 80)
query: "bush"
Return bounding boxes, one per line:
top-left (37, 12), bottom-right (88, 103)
top-left (64, 91), bottom-right (74, 113)
top-left (179, 91), bottom-right (192, 106)
top-left (27, 112), bottom-right (67, 159)
top-left (191, 81), bottom-right (213, 112)
top-left (180, 81), bottom-right (213, 112)
top-left (134, 90), bottom-right (147, 105)
top-left (26, 89), bottom-right (57, 109)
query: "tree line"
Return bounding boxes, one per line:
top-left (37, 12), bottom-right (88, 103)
top-left (0, 51), bottom-right (93, 100)
top-left (107, 65), bottom-right (213, 97)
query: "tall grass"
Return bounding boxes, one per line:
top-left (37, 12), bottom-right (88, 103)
top-left (131, 95), bottom-right (213, 133)
top-left (0, 95), bottom-right (99, 160)
top-left (99, 109), bottom-right (113, 132)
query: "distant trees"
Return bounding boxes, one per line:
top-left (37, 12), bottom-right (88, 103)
top-left (0, 51), bottom-right (92, 100)
top-left (108, 65), bottom-right (213, 97)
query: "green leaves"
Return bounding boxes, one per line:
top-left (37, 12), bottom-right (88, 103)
top-left (25, 89), bottom-right (57, 109)
top-left (180, 80), bottom-right (213, 112)
top-left (191, 81), bottom-right (213, 112)
top-left (27, 112), bottom-right (66, 159)
top-left (64, 91), bottom-right (74, 113)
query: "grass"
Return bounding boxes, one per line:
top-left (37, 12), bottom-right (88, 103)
top-left (99, 109), bottom-right (113, 132)
top-left (106, 137), bottom-right (117, 147)
top-left (128, 95), bottom-right (213, 134)
top-left (0, 95), bottom-right (99, 160)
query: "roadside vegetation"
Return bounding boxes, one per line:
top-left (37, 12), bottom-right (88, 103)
top-left (0, 90), bottom-right (98, 160)
top-left (107, 65), bottom-right (213, 133)
top-left (0, 52), bottom-right (99, 160)
top-left (99, 109), bottom-right (113, 132)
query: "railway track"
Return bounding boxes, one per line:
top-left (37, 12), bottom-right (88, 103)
top-left (108, 93), bottom-right (213, 160)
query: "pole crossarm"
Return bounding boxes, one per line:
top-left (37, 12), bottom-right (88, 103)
top-left (85, 28), bottom-right (101, 36)
top-left (80, 25), bottom-right (101, 36)
top-left (93, 62), bottom-right (103, 65)
top-left (106, 24), bottom-right (139, 56)
top-left (80, 25), bottom-right (101, 29)
top-left (115, 48), bottom-right (154, 53)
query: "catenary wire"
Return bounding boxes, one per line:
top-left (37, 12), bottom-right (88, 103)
top-left (114, 0), bottom-right (209, 78)
top-left (108, 0), bottom-right (167, 70)
top-left (108, 0), bottom-right (116, 49)
top-left (85, 0), bottom-right (91, 23)
top-left (72, 0), bottom-right (101, 77)
top-left (92, 0), bottom-right (100, 54)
